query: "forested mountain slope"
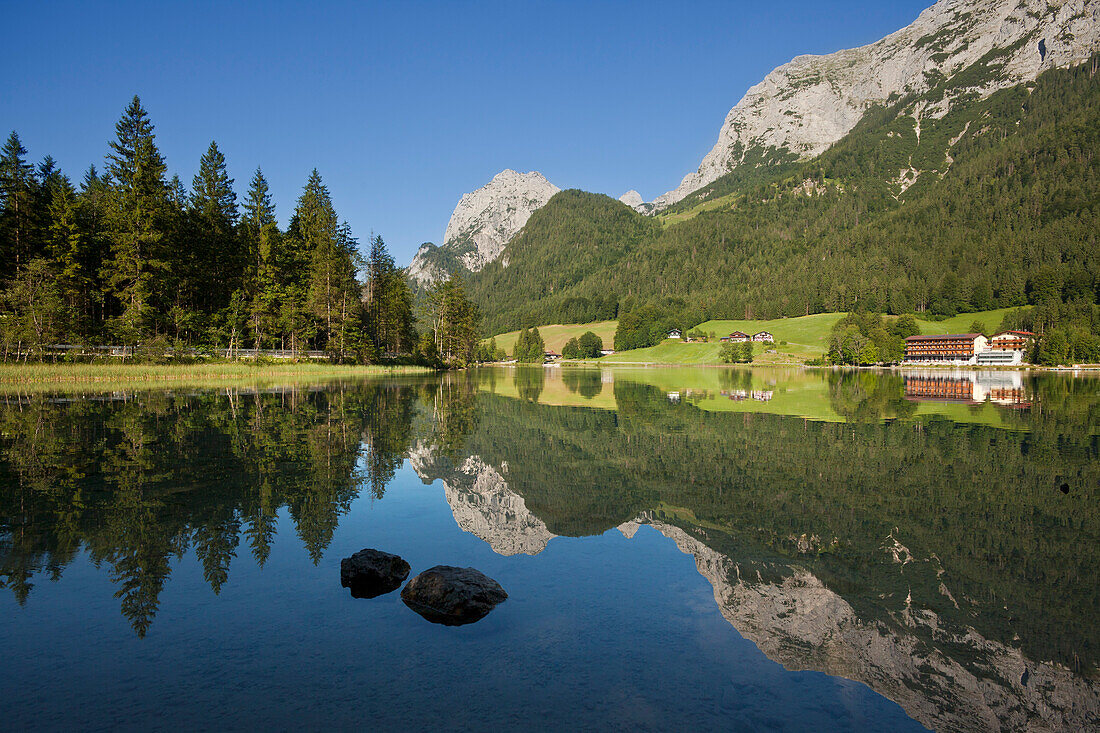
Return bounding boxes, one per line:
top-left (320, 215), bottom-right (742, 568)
top-left (468, 55), bottom-right (1100, 336)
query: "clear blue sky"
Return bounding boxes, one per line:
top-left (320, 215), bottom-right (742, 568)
top-left (3, 0), bottom-right (931, 265)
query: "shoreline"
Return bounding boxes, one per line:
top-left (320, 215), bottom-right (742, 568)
top-left (487, 360), bottom-right (1100, 372)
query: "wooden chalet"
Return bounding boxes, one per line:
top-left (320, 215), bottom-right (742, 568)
top-left (720, 331), bottom-right (751, 343)
top-left (989, 330), bottom-right (1035, 351)
top-left (752, 331), bottom-right (774, 343)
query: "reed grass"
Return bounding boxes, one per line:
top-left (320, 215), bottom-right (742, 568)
top-left (0, 362), bottom-right (434, 391)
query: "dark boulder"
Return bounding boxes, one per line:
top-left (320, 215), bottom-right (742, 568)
top-left (401, 566), bottom-right (508, 625)
top-left (340, 549), bottom-right (410, 599)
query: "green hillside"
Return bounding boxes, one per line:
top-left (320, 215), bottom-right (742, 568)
top-left (467, 190), bottom-right (657, 335)
top-left (915, 307), bottom-right (1026, 336)
top-left (490, 321), bottom-right (618, 356)
top-left (693, 313), bottom-right (846, 358)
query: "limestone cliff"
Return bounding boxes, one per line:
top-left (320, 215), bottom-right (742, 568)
top-left (652, 0), bottom-right (1100, 209)
top-left (407, 170), bottom-right (559, 287)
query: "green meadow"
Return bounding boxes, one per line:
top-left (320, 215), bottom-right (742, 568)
top-left (914, 307), bottom-right (1025, 336)
top-left (489, 321), bottom-right (618, 355)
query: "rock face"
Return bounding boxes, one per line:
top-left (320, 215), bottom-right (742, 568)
top-left (618, 190), bottom-right (644, 209)
top-left (400, 565), bottom-right (508, 625)
top-left (407, 170), bottom-right (560, 287)
top-left (404, 242), bottom-right (448, 289)
top-left (340, 548), bottom-right (411, 599)
top-left (652, 0), bottom-right (1100, 209)
top-left (618, 189), bottom-right (657, 215)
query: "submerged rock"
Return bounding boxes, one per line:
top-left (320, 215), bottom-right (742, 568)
top-left (340, 549), bottom-right (410, 599)
top-left (401, 566), bottom-right (507, 626)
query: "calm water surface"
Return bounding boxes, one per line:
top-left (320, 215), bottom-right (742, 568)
top-left (1, 367), bottom-right (1097, 731)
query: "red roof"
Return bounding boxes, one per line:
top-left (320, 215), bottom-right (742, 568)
top-left (905, 333), bottom-right (983, 341)
top-left (993, 330), bottom-right (1035, 337)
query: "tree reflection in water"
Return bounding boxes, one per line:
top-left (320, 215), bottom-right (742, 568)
top-left (0, 379), bottom-right (472, 636)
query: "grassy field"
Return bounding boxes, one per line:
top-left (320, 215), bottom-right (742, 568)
top-left (0, 362), bottom-right (432, 391)
top-left (915, 307), bottom-right (1025, 335)
top-left (692, 313), bottom-right (846, 358)
top-left (657, 191), bottom-right (740, 228)
top-left (489, 321), bottom-right (618, 356)
top-left (598, 340), bottom-right (803, 365)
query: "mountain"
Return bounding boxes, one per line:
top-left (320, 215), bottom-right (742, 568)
top-left (460, 4), bottom-right (1100, 335)
top-left (465, 189), bottom-right (657, 333)
top-left (651, 0), bottom-right (1100, 209)
top-left (406, 169), bottom-right (559, 288)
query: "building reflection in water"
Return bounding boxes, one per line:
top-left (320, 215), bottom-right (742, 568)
top-left (904, 370), bottom-right (1031, 407)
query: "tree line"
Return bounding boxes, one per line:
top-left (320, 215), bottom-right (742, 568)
top-left (0, 96), bottom-right (483, 365)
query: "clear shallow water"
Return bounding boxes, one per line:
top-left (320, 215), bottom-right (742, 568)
top-left (1, 368), bottom-right (1097, 731)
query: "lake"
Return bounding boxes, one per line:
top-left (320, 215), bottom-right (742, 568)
top-left (1, 367), bottom-right (1097, 731)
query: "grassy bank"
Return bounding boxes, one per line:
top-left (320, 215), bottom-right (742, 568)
top-left (0, 362), bottom-right (433, 391)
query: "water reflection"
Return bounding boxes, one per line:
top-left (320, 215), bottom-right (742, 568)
top-left (415, 368), bottom-right (1100, 731)
top-left (0, 380), bottom-right (467, 635)
top-left (904, 370), bottom-right (1031, 407)
top-left (1, 368), bottom-right (1097, 730)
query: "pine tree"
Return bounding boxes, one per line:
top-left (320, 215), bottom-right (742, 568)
top-left (0, 132), bottom-right (37, 277)
top-left (242, 168), bottom-right (282, 348)
top-left (292, 170), bottom-right (362, 358)
top-left (103, 95), bottom-right (171, 344)
top-left (43, 172), bottom-right (91, 338)
top-left (365, 234), bottom-right (415, 355)
top-left (190, 141), bottom-right (241, 312)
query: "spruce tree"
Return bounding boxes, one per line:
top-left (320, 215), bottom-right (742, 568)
top-left (292, 170), bottom-right (362, 358)
top-left (242, 168), bottom-right (282, 348)
top-left (365, 234), bottom-right (415, 355)
top-left (190, 141), bottom-right (241, 312)
top-left (43, 172), bottom-right (91, 338)
top-left (0, 132), bottom-right (36, 277)
top-left (103, 95), bottom-right (171, 344)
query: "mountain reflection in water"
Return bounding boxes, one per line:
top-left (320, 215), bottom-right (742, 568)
top-left (0, 368), bottom-right (1097, 731)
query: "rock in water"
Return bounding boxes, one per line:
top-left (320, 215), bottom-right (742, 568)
top-left (340, 549), bottom-right (411, 599)
top-left (401, 566), bottom-right (508, 626)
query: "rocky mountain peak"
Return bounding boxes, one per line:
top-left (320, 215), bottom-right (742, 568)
top-left (618, 190), bottom-right (644, 209)
top-left (650, 0), bottom-right (1100, 209)
top-left (407, 169), bottom-right (560, 287)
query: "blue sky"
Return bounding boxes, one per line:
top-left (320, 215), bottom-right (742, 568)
top-left (3, 0), bottom-right (931, 265)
